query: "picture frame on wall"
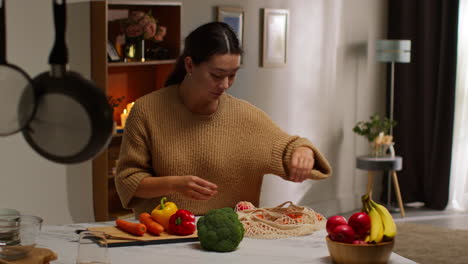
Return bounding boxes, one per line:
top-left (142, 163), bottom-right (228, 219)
top-left (217, 6), bottom-right (244, 48)
top-left (262, 8), bottom-right (289, 68)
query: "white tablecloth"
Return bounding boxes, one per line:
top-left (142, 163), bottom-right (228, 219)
top-left (37, 222), bottom-right (416, 264)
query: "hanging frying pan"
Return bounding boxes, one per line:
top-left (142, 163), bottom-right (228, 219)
top-left (0, 0), bottom-right (36, 136)
top-left (22, 0), bottom-right (113, 164)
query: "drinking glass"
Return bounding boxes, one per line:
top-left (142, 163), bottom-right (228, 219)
top-left (76, 231), bottom-right (109, 264)
top-left (0, 215), bottom-right (43, 261)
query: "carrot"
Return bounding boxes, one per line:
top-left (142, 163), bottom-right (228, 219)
top-left (139, 212), bottom-right (164, 235)
top-left (286, 213), bottom-right (303, 223)
top-left (116, 219), bottom-right (147, 236)
top-left (316, 214), bottom-right (324, 221)
top-left (287, 213), bottom-right (304, 219)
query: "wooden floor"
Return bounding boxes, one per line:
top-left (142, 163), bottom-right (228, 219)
top-left (392, 206), bottom-right (468, 230)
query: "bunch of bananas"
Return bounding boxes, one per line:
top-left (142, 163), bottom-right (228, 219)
top-left (362, 194), bottom-right (397, 243)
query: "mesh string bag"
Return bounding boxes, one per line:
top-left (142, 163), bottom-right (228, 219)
top-left (236, 201), bottom-right (327, 239)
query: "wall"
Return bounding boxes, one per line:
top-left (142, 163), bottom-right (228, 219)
top-left (0, 0), bottom-right (387, 224)
top-left (0, 0), bottom-right (93, 224)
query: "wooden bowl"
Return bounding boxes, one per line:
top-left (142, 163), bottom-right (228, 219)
top-left (326, 236), bottom-right (394, 264)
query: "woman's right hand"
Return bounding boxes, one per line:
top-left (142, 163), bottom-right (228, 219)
top-left (172, 175), bottom-right (218, 200)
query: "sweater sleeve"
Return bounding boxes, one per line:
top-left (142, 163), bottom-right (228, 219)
top-left (283, 137), bottom-right (332, 180)
top-left (115, 102), bottom-right (153, 210)
top-left (266, 122), bottom-right (332, 180)
top-left (240, 103), bottom-right (332, 180)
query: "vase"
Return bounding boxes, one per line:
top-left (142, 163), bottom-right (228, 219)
top-left (370, 142), bottom-right (394, 157)
top-left (125, 38), bottom-right (145, 62)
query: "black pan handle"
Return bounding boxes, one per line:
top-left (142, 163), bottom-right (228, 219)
top-left (49, 0), bottom-right (68, 65)
top-left (0, 0), bottom-right (6, 64)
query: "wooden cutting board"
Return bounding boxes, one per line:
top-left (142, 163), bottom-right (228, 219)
top-left (87, 226), bottom-right (198, 247)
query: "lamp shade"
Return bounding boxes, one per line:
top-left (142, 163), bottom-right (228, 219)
top-left (376, 40), bottom-right (411, 63)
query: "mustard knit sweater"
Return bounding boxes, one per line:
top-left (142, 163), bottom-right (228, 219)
top-left (115, 85), bottom-right (332, 216)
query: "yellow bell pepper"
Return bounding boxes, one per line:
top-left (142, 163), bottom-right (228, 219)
top-left (151, 197), bottom-right (178, 230)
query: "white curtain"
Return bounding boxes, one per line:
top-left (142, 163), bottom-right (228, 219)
top-left (449, 0), bottom-right (468, 211)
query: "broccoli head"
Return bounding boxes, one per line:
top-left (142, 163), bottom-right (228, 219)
top-left (197, 207), bottom-right (245, 252)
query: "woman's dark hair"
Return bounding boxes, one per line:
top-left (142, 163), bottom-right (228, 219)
top-left (165, 22), bottom-right (243, 86)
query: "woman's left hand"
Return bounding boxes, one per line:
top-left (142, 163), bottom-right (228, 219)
top-left (289, 147), bottom-right (315, 183)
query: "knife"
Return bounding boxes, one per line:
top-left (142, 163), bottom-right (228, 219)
top-left (75, 229), bottom-right (146, 241)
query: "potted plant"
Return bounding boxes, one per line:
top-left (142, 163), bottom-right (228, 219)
top-left (353, 114), bottom-right (397, 157)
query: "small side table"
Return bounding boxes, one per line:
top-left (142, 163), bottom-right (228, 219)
top-left (356, 156), bottom-right (405, 217)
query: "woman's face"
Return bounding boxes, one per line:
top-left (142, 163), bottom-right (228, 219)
top-left (186, 53), bottom-right (240, 101)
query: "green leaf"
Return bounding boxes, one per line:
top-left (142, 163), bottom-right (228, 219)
top-left (352, 114), bottom-right (396, 142)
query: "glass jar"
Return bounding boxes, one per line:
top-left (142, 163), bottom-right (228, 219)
top-left (370, 142), bottom-right (394, 157)
top-left (125, 38), bottom-right (145, 62)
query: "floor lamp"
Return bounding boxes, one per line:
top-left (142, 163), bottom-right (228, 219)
top-left (376, 40), bottom-right (411, 136)
top-left (376, 40), bottom-right (411, 211)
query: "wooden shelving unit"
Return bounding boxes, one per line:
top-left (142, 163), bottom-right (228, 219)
top-left (90, 1), bottom-right (181, 221)
top-left (108, 59), bottom-right (176, 67)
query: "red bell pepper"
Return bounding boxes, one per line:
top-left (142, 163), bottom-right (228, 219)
top-left (169, 209), bottom-right (196, 235)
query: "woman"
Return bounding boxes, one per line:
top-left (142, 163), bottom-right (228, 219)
top-left (116, 22), bottom-right (332, 217)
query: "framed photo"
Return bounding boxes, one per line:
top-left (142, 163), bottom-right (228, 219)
top-left (217, 6), bottom-right (244, 48)
top-left (262, 8), bottom-right (289, 68)
top-left (107, 41), bottom-right (121, 62)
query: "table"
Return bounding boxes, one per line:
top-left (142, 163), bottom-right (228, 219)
top-left (37, 221), bottom-right (416, 264)
top-left (356, 156), bottom-right (405, 217)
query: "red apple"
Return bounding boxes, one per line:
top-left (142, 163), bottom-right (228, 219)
top-left (352, 240), bottom-right (367, 245)
top-left (330, 225), bottom-right (356, 243)
top-left (326, 215), bottom-right (347, 234)
top-left (348, 212), bottom-right (371, 239)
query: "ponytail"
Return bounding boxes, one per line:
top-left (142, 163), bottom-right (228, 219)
top-left (164, 54), bottom-right (187, 87)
